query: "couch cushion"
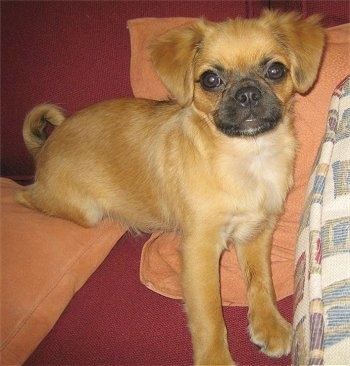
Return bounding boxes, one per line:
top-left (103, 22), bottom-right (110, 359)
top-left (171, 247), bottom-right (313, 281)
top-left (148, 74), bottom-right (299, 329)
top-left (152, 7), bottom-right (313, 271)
top-left (0, 178), bottom-right (126, 365)
top-left (127, 19), bottom-right (350, 305)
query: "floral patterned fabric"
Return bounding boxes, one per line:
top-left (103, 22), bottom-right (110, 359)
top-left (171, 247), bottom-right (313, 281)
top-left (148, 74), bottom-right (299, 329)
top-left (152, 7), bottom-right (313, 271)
top-left (293, 76), bottom-right (350, 365)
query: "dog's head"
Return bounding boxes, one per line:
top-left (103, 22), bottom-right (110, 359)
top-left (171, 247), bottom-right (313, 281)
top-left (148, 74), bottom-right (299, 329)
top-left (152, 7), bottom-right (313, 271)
top-left (150, 11), bottom-right (325, 137)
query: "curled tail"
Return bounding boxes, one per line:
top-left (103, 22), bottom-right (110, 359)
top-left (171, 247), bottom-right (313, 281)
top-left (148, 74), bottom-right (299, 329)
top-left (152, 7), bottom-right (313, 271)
top-left (23, 104), bottom-right (66, 159)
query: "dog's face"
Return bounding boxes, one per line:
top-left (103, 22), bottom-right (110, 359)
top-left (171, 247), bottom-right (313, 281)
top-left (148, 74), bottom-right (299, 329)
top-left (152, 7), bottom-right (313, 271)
top-left (151, 10), bottom-right (324, 137)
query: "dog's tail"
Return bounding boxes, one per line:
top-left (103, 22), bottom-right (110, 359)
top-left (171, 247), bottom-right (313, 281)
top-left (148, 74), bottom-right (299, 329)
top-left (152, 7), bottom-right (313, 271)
top-left (23, 104), bottom-right (65, 159)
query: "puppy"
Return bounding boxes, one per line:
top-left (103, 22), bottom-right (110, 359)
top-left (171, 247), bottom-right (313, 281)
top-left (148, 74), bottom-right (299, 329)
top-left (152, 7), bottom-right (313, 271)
top-left (16, 10), bottom-right (324, 365)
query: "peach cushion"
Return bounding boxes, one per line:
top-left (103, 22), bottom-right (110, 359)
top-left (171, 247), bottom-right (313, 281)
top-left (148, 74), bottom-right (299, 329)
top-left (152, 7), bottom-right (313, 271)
top-left (0, 178), bottom-right (127, 365)
top-left (128, 19), bottom-right (350, 305)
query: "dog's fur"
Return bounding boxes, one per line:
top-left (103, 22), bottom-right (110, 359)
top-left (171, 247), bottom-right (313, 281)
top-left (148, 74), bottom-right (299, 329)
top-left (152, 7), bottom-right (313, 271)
top-left (16, 11), bottom-right (324, 365)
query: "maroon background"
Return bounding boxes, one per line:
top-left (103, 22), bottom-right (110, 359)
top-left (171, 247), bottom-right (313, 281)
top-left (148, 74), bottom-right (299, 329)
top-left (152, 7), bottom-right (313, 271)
top-left (1, 1), bottom-right (349, 365)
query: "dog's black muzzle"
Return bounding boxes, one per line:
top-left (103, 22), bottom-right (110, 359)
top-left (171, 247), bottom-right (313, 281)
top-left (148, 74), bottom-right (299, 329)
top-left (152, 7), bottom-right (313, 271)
top-left (215, 80), bottom-right (282, 137)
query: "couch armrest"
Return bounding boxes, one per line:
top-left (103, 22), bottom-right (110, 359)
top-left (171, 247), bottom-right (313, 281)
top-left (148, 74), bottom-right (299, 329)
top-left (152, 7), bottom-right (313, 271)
top-left (293, 76), bottom-right (350, 365)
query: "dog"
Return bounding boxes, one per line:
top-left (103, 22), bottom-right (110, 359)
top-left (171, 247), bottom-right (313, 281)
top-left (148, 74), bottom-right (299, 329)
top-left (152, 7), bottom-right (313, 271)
top-left (16, 10), bottom-right (324, 365)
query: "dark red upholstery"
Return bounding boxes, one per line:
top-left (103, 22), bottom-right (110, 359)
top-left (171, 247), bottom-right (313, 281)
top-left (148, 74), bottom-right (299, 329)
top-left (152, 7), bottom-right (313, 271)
top-left (1, 1), bottom-right (349, 365)
top-left (25, 232), bottom-right (293, 366)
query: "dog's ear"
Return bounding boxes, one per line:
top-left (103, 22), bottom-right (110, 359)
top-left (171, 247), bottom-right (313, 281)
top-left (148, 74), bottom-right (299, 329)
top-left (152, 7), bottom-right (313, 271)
top-left (150, 20), bottom-right (206, 106)
top-left (261, 10), bottom-right (325, 93)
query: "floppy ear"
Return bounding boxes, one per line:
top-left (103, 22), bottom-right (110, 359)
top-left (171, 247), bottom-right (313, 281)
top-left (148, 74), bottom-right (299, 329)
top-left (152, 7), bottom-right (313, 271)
top-left (261, 10), bottom-right (325, 93)
top-left (150, 20), bottom-right (206, 106)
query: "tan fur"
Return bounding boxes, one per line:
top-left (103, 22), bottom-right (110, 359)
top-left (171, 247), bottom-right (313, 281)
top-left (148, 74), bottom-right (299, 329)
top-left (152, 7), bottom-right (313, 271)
top-left (16, 11), bottom-right (324, 365)
top-left (22, 104), bottom-right (65, 159)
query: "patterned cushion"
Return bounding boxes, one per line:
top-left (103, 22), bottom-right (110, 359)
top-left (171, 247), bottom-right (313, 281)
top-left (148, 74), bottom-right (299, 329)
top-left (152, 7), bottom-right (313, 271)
top-left (293, 76), bottom-right (350, 365)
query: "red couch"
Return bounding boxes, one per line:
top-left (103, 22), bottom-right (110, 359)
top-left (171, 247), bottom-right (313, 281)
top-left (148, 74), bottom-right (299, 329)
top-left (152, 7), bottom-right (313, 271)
top-left (1, 1), bottom-right (348, 365)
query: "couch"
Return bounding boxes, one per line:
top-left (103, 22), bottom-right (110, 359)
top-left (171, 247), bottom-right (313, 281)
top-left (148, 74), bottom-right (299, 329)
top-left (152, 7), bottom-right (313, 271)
top-left (1, 1), bottom-right (349, 365)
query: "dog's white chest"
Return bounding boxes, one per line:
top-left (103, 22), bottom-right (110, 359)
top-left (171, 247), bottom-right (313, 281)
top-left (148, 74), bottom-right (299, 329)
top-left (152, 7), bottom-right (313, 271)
top-left (219, 137), bottom-right (291, 244)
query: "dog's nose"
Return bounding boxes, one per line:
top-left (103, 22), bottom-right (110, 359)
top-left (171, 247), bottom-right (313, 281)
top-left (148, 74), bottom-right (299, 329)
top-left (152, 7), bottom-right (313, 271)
top-left (235, 86), bottom-right (262, 108)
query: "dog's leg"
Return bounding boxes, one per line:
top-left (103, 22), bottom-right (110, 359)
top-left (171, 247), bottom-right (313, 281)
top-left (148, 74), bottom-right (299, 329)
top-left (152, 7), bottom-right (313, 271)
top-left (235, 225), bottom-right (292, 357)
top-left (15, 184), bottom-right (104, 227)
top-left (182, 230), bottom-right (235, 365)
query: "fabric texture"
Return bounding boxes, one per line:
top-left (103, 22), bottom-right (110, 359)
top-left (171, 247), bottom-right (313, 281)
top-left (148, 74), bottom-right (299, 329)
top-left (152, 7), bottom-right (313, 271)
top-left (128, 19), bottom-right (350, 305)
top-left (24, 232), bottom-right (293, 366)
top-left (293, 76), bottom-right (350, 365)
top-left (0, 178), bottom-right (126, 365)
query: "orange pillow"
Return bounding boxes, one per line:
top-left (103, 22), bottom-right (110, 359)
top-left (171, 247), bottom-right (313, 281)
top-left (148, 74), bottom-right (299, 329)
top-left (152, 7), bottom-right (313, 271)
top-left (0, 178), bottom-right (126, 365)
top-left (127, 19), bottom-right (350, 305)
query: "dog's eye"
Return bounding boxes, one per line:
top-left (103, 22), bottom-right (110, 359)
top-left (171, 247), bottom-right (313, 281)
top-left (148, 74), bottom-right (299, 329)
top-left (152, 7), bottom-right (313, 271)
top-left (199, 71), bottom-right (223, 91)
top-left (266, 62), bottom-right (287, 81)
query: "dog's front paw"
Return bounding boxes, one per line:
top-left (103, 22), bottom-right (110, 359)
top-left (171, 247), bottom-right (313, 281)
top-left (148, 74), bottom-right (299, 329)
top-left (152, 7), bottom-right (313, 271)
top-left (248, 312), bottom-right (292, 357)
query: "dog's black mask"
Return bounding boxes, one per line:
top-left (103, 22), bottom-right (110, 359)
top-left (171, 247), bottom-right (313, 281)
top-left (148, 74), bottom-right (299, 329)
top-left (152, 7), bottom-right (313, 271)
top-left (214, 80), bottom-right (282, 137)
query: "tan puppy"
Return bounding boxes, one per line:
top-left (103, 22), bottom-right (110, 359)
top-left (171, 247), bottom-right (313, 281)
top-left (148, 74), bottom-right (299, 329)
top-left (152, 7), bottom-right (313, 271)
top-left (16, 10), bottom-right (324, 365)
